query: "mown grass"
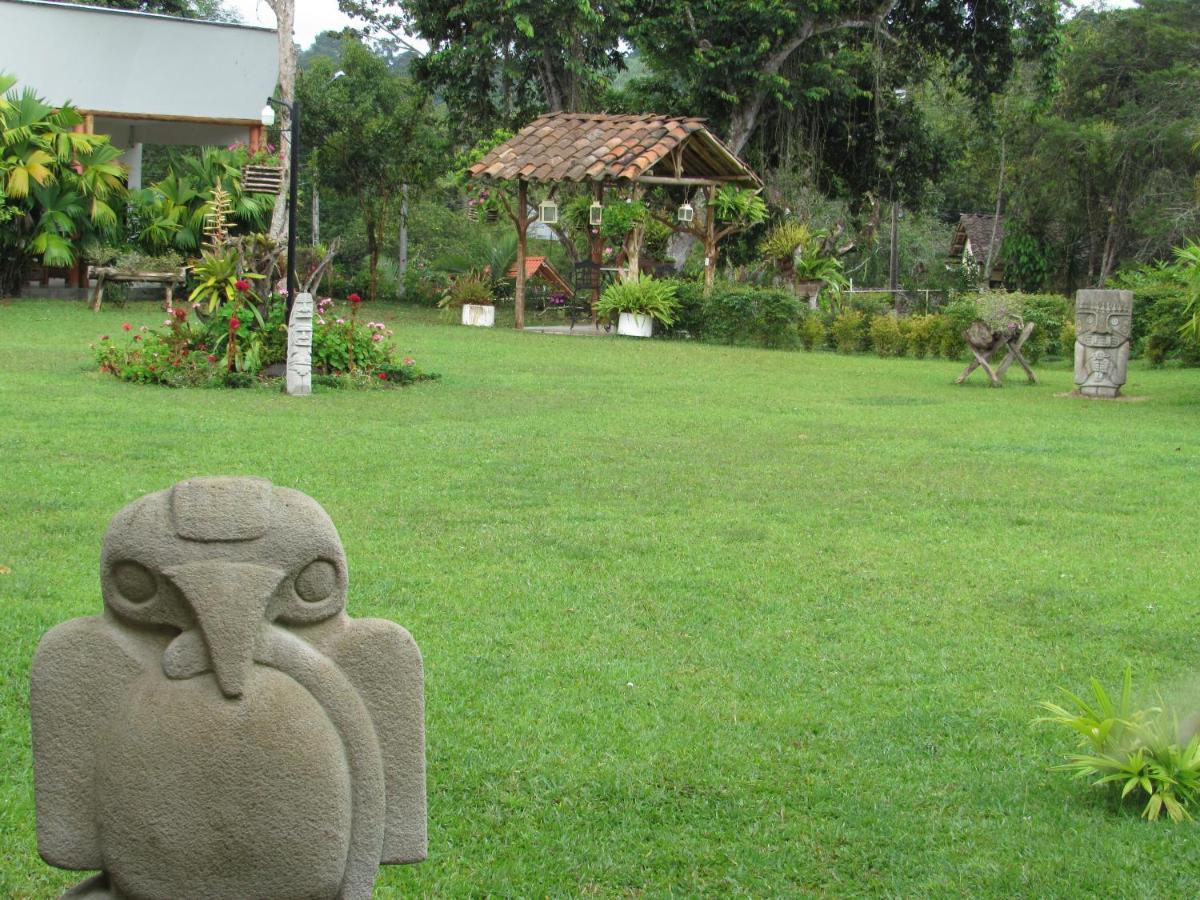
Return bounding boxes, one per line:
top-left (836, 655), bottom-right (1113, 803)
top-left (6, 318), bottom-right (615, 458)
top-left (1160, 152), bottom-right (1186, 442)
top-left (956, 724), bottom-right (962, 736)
top-left (2, 297), bottom-right (1199, 897)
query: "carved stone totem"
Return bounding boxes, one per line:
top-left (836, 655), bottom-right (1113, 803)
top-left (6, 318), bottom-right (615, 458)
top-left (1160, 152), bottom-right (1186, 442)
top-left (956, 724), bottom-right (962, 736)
top-left (31, 477), bottom-right (425, 899)
top-left (286, 292), bottom-right (314, 396)
top-left (1075, 289), bottom-right (1133, 398)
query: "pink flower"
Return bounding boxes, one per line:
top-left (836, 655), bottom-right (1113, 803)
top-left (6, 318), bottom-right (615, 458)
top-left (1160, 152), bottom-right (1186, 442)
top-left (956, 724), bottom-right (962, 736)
top-left (122, 322), bottom-right (132, 331)
top-left (207, 354), bottom-right (217, 363)
top-left (229, 316), bottom-right (241, 331)
top-left (403, 357), bottom-right (414, 366)
top-left (348, 293), bottom-right (362, 305)
top-left (335, 318), bottom-right (345, 325)
top-left (371, 333), bottom-right (383, 343)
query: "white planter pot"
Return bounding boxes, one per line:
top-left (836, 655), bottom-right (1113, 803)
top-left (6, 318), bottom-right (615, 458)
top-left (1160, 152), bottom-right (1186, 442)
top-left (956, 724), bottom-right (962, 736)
top-left (462, 304), bottom-right (495, 327)
top-left (617, 311), bottom-right (653, 338)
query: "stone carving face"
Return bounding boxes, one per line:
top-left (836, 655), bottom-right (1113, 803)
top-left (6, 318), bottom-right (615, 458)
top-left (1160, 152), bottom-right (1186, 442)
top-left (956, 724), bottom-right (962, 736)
top-left (31, 477), bottom-right (426, 900)
top-left (1074, 289), bottom-right (1134, 398)
top-left (1076, 293), bottom-right (1132, 349)
top-left (287, 294), bottom-right (314, 395)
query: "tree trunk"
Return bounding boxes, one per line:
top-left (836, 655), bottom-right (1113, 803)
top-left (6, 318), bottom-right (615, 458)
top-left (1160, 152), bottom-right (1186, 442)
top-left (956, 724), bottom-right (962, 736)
top-left (311, 179), bottom-right (320, 246)
top-left (622, 185), bottom-right (644, 280)
top-left (267, 0), bottom-right (297, 240)
top-left (983, 129), bottom-right (1006, 288)
top-left (398, 182), bottom-right (409, 290)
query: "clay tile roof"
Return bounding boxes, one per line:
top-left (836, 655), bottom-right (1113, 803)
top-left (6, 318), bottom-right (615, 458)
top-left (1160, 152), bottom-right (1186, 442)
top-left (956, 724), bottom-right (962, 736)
top-left (468, 112), bottom-right (760, 186)
top-left (950, 213), bottom-right (1005, 266)
top-left (504, 256), bottom-right (574, 296)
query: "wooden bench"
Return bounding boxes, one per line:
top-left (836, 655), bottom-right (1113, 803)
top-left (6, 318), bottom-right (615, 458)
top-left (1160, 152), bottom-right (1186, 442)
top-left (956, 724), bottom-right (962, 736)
top-left (90, 267), bottom-right (187, 312)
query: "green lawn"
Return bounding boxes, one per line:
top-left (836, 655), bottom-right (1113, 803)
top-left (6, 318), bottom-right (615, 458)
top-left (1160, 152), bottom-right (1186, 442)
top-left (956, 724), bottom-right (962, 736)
top-left (2, 298), bottom-right (1199, 897)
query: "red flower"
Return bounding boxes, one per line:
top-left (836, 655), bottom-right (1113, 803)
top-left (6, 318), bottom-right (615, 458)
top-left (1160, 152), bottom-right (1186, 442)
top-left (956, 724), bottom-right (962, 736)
top-left (235, 279), bottom-right (250, 292)
top-left (378, 372), bottom-right (387, 380)
top-left (348, 293), bottom-right (362, 305)
top-left (121, 322), bottom-right (132, 331)
top-left (207, 354), bottom-right (217, 363)
top-left (229, 316), bottom-right (241, 331)
top-left (173, 307), bottom-right (188, 321)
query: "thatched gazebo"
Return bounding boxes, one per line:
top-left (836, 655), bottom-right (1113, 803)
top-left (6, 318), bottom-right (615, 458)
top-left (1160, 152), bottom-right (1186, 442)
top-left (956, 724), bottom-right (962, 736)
top-left (468, 112), bottom-right (760, 328)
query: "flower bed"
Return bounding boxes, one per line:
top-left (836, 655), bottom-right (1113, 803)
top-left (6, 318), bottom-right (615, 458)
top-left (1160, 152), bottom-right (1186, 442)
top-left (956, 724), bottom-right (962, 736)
top-left (94, 293), bottom-right (438, 389)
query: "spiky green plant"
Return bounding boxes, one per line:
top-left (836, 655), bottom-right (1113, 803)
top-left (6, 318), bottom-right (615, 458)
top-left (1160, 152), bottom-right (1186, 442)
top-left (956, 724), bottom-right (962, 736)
top-left (1037, 667), bottom-right (1200, 821)
top-left (595, 273), bottom-right (679, 326)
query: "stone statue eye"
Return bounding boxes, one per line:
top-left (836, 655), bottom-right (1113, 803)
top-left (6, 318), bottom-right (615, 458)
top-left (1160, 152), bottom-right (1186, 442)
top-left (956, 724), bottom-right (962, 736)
top-left (1109, 315), bottom-right (1121, 327)
top-left (295, 559), bottom-right (337, 603)
top-left (112, 561), bottom-right (156, 603)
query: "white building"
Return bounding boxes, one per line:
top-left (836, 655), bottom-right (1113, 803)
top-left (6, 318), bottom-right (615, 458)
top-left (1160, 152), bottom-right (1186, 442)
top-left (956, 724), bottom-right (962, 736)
top-left (0, 0), bottom-right (279, 189)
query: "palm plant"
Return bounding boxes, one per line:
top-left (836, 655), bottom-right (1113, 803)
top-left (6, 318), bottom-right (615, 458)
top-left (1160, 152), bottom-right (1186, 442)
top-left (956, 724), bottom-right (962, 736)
top-left (0, 75), bottom-right (125, 294)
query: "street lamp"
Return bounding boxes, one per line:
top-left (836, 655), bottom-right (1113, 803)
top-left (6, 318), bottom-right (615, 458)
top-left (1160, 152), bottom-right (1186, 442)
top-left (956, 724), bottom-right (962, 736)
top-left (263, 95), bottom-right (299, 314)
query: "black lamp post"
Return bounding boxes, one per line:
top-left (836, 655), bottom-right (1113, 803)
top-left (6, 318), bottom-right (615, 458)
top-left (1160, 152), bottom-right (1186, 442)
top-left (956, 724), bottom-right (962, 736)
top-left (261, 96), bottom-right (299, 315)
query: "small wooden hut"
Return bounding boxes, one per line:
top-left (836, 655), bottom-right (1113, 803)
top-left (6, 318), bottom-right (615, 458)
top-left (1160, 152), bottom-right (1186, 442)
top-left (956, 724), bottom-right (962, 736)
top-left (949, 213), bottom-right (1006, 288)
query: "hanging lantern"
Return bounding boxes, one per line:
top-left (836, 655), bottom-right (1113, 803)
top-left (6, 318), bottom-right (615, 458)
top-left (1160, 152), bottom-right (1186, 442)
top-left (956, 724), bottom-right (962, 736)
top-left (589, 200), bottom-right (603, 227)
top-left (677, 202), bottom-right (695, 224)
top-left (539, 199), bottom-right (558, 224)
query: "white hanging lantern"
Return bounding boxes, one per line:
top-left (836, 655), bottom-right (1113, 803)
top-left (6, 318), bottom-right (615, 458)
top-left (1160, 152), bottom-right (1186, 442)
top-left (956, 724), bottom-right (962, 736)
top-left (677, 202), bottom-right (695, 224)
top-left (539, 199), bottom-right (558, 224)
top-left (589, 200), bottom-right (603, 227)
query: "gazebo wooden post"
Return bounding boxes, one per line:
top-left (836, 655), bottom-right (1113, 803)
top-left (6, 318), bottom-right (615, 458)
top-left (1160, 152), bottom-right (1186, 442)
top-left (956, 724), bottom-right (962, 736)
top-left (703, 184), bottom-right (717, 294)
top-left (515, 178), bottom-right (528, 330)
top-left (590, 181), bottom-right (605, 317)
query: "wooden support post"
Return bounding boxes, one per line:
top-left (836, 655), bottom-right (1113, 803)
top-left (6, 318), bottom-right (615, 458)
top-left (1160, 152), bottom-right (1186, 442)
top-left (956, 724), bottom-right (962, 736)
top-left (249, 124), bottom-right (264, 153)
top-left (515, 179), bottom-right (528, 330)
top-left (703, 184), bottom-right (717, 294)
top-left (590, 181), bottom-right (604, 318)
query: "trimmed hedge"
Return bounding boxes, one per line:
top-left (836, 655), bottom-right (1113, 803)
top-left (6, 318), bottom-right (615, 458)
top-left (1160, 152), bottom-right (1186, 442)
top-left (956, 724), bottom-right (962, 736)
top-left (656, 280), bottom-right (1198, 366)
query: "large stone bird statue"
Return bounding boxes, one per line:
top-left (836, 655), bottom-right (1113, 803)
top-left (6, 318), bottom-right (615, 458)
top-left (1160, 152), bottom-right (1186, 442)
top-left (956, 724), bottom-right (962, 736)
top-left (31, 476), bottom-right (425, 899)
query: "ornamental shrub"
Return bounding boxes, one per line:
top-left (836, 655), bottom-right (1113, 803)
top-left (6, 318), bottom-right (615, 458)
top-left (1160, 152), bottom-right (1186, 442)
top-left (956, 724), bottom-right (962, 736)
top-left (798, 314), bottom-right (825, 351)
top-left (868, 314), bottom-right (904, 357)
top-left (662, 279), bottom-right (706, 339)
top-left (902, 315), bottom-right (937, 358)
top-left (830, 310), bottom-right (867, 353)
top-left (701, 284), bottom-right (801, 348)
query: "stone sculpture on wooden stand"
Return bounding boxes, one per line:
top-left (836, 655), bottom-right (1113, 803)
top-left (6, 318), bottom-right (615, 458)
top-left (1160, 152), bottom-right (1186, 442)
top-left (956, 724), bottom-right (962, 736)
top-left (1074, 289), bottom-right (1133, 398)
top-left (955, 319), bottom-right (1038, 387)
top-left (286, 292), bottom-right (314, 396)
top-left (30, 476), bottom-right (425, 899)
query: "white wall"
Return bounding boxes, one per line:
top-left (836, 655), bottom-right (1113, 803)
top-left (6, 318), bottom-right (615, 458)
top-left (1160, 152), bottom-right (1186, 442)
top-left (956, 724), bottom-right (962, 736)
top-left (0, 0), bottom-right (278, 123)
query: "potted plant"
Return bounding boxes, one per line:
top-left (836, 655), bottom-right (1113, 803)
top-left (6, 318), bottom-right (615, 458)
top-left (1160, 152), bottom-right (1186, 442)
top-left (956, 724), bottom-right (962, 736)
top-left (595, 273), bottom-right (679, 337)
top-left (438, 272), bottom-right (495, 326)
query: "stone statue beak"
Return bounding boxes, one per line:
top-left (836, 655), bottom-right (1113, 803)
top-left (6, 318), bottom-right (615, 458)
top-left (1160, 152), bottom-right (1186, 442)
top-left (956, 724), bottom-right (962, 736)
top-left (164, 562), bottom-right (285, 699)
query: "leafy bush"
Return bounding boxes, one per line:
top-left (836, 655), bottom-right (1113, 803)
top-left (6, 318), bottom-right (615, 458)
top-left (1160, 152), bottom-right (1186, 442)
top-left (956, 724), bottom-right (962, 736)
top-left (799, 315), bottom-right (825, 351)
top-left (830, 310), bottom-right (867, 353)
top-left (596, 274), bottom-right (679, 327)
top-left (1038, 668), bottom-right (1200, 822)
top-left (846, 292), bottom-right (893, 317)
top-left (868, 315), bottom-right (904, 357)
top-left (437, 271), bottom-right (493, 309)
top-left (701, 283), bottom-right (801, 348)
top-left (662, 279), bottom-right (706, 339)
top-left (1012, 293), bottom-right (1070, 361)
top-left (902, 315), bottom-right (938, 358)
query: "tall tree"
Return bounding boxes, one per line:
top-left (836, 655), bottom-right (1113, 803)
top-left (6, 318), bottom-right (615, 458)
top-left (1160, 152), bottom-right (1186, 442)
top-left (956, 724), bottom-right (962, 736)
top-left (626, 0), bottom-right (1060, 158)
top-left (339, 0), bottom-right (629, 136)
top-left (298, 40), bottom-right (446, 301)
top-left (999, 0), bottom-right (1200, 287)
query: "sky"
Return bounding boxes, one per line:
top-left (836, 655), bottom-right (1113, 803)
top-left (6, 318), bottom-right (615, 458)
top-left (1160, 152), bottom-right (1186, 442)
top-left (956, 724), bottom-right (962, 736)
top-left (226, 0), bottom-right (360, 48)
